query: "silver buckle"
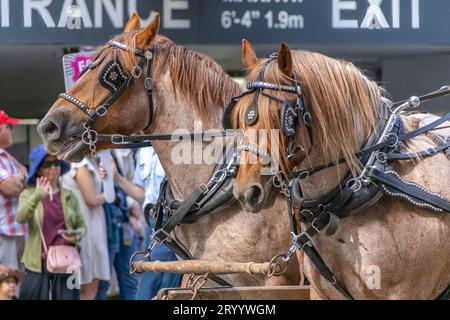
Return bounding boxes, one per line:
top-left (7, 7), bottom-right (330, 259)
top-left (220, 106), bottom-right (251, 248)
top-left (311, 218), bottom-right (322, 234)
top-left (131, 65), bottom-right (143, 78)
top-left (111, 134), bottom-right (125, 144)
top-left (95, 105), bottom-right (108, 117)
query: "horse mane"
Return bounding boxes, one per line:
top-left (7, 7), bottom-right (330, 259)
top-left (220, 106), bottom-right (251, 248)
top-left (112, 33), bottom-right (241, 124)
top-left (235, 50), bottom-right (386, 176)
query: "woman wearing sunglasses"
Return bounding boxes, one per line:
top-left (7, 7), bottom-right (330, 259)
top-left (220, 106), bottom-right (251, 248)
top-left (15, 144), bottom-right (85, 300)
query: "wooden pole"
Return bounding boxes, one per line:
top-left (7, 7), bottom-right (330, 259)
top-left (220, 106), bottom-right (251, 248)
top-left (132, 260), bottom-right (281, 275)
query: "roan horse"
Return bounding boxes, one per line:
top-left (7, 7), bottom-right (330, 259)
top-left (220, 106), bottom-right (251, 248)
top-left (37, 13), bottom-right (300, 287)
top-left (227, 40), bottom-right (450, 299)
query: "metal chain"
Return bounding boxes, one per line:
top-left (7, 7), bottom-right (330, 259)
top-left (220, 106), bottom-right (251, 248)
top-left (272, 170), bottom-right (291, 197)
top-left (82, 123), bottom-right (99, 158)
top-left (186, 273), bottom-right (208, 300)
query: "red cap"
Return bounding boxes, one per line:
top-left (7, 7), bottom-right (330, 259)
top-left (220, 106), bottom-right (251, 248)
top-left (0, 110), bottom-right (20, 125)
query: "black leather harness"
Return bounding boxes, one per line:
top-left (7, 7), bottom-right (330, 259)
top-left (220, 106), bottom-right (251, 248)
top-left (228, 56), bottom-right (450, 299)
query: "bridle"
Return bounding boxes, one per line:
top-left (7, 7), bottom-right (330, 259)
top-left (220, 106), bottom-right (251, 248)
top-left (57, 39), bottom-right (243, 288)
top-left (59, 40), bottom-right (156, 157)
top-left (222, 54), bottom-right (313, 162)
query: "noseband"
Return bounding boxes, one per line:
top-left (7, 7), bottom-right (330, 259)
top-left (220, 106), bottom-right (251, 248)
top-left (222, 54), bottom-right (313, 161)
top-left (59, 40), bottom-right (155, 157)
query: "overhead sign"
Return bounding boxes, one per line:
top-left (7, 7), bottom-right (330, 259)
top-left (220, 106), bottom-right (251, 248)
top-left (62, 50), bottom-right (96, 90)
top-left (1, 0), bottom-right (450, 48)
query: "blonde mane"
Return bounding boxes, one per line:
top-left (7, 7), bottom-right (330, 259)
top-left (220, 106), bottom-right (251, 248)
top-left (235, 50), bottom-right (385, 175)
top-left (112, 33), bottom-right (241, 124)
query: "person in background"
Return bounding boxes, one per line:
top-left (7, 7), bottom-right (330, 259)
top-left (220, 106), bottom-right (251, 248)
top-left (95, 149), bottom-right (142, 300)
top-left (95, 184), bottom-right (141, 300)
top-left (0, 264), bottom-right (23, 300)
top-left (0, 110), bottom-right (27, 272)
top-left (61, 156), bottom-right (110, 300)
top-left (16, 144), bottom-right (85, 300)
top-left (100, 147), bottom-right (181, 300)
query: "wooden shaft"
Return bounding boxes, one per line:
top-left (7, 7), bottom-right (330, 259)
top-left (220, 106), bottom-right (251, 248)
top-left (132, 260), bottom-right (280, 275)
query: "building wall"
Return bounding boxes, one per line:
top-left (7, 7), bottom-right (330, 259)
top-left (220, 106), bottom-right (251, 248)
top-left (382, 54), bottom-right (450, 115)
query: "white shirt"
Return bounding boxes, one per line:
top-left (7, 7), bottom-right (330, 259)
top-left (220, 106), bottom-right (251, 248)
top-left (132, 147), bottom-right (165, 208)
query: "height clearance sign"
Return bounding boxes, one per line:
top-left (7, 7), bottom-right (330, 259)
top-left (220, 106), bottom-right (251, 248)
top-left (0, 0), bottom-right (448, 46)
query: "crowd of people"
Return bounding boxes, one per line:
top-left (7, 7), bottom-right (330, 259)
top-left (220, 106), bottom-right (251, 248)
top-left (0, 110), bottom-right (180, 300)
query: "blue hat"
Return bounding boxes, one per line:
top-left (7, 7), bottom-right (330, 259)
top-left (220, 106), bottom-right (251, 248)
top-left (27, 144), bottom-right (70, 186)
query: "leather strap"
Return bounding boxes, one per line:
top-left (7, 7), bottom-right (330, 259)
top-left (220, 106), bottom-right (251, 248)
top-left (370, 169), bottom-right (450, 212)
top-left (287, 203), bottom-right (354, 300)
top-left (34, 209), bottom-right (48, 254)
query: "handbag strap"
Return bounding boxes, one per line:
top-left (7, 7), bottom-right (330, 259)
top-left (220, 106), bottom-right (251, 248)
top-left (34, 208), bottom-right (48, 253)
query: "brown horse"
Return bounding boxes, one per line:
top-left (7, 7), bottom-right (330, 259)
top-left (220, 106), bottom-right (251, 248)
top-left (36, 13), bottom-right (300, 287)
top-left (230, 40), bottom-right (450, 299)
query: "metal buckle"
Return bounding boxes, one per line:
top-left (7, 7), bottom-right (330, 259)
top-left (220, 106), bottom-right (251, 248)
top-left (300, 209), bottom-right (314, 219)
top-left (145, 77), bottom-right (153, 90)
top-left (299, 232), bottom-right (314, 250)
top-left (131, 65), bottom-right (143, 78)
top-left (311, 218), bottom-right (322, 234)
top-left (95, 105), bottom-right (108, 117)
top-left (346, 178), bottom-right (362, 193)
top-left (111, 134), bottom-right (126, 144)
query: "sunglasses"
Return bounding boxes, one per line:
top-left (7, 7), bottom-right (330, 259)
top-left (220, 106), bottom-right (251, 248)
top-left (40, 160), bottom-right (62, 169)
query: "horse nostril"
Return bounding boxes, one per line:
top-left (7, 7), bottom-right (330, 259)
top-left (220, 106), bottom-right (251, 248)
top-left (38, 120), bottom-right (60, 141)
top-left (245, 184), bottom-right (265, 207)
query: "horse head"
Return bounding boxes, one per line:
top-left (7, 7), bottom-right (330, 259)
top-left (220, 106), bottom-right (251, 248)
top-left (231, 40), bottom-right (382, 213)
top-left (38, 12), bottom-right (160, 162)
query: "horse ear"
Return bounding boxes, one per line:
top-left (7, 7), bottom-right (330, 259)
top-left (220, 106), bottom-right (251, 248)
top-left (242, 39), bottom-right (257, 69)
top-left (135, 13), bottom-right (160, 49)
top-left (277, 43), bottom-right (293, 77)
top-left (125, 12), bottom-right (141, 32)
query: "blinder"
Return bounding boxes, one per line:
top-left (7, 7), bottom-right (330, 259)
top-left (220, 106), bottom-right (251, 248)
top-left (99, 59), bottom-right (132, 93)
top-left (222, 97), bottom-right (239, 129)
top-left (223, 54), bottom-right (313, 160)
top-left (58, 40), bottom-right (155, 157)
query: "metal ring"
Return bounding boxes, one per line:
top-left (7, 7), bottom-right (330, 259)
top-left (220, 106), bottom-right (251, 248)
top-left (386, 133), bottom-right (399, 147)
top-left (267, 254), bottom-right (288, 277)
top-left (82, 129), bottom-right (98, 145)
top-left (128, 250), bottom-right (149, 274)
top-left (131, 65), bottom-right (143, 78)
top-left (272, 174), bottom-right (283, 188)
top-left (376, 152), bottom-right (387, 164)
top-left (346, 178), bottom-right (362, 193)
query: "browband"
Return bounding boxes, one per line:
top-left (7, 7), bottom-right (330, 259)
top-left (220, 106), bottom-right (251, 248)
top-left (246, 81), bottom-right (298, 93)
